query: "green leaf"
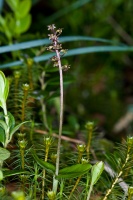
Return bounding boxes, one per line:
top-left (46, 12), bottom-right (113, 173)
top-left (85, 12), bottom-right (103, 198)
top-left (0, 112), bottom-right (5, 145)
top-left (15, 14), bottom-right (31, 34)
top-left (31, 150), bottom-right (55, 173)
top-left (3, 78), bottom-right (9, 101)
top-left (0, 120), bottom-right (8, 133)
top-left (2, 45), bottom-right (133, 69)
top-left (0, 71), bottom-right (9, 103)
top-left (8, 15), bottom-right (16, 36)
top-left (9, 121), bottom-right (30, 140)
top-left (0, 170), bottom-right (3, 181)
top-left (5, 0), bottom-right (19, 12)
top-left (0, 147), bottom-right (10, 161)
top-left (57, 163), bottom-right (92, 179)
top-left (8, 112), bottom-right (15, 131)
top-left (0, 15), bottom-right (5, 27)
top-left (0, 71), bottom-right (6, 95)
top-left (91, 161), bottom-right (104, 185)
top-left (15, 0), bottom-right (32, 19)
top-left (0, 71), bottom-right (9, 108)
top-left (0, 112), bottom-right (4, 120)
top-left (0, 127), bottom-right (5, 145)
top-left (3, 169), bottom-right (30, 178)
top-left (0, 36), bottom-right (119, 54)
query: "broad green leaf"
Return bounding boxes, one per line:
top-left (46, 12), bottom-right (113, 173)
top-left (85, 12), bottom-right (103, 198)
top-left (0, 120), bottom-right (8, 133)
top-left (0, 71), bottom-right (9, 103)
top-left (57, 171), bottom-right (90, 179)
top-left (15, 0), bottom-right (32, 19)
top-left (9, 121), bottom-right (30, 140)
top-left (3, 169), bottom-right (30, 178)
top-left (5, 0), bottom-right (19, 12)
top-left (0, 147), bottom-right (10, 161)
top-left (0, 15), bottom-right (5, 27)
top-left (8, 112), bottom-right (15, 131)
top-left (59, 163), bottom-right (92, 174)
top-left (0, 170), bottom-right (3, 181)
top-left (3, 78), bottom-right (9, 101)
top-left (57, 163), bottom-right (92, 178)
top-left (8, 15), bottom-right (16, 35)
top-left (0, 113), bottom-right (5, 145)
top-left (0, 127), bottom-right (5, 145)
top-left (91, 161), bottom-right (104, 185)
top-left (15, 14), bottom-right (31, 34)
top-left (31, 150), bottom-right (55, 173)
top-left (0, 71), bottom-right (6, 95)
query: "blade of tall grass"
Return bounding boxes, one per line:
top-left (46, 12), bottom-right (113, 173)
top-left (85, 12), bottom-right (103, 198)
top-left (0, 36), bottom-right (119, 54)
top-left (1, 45), bottom-right (133, 69)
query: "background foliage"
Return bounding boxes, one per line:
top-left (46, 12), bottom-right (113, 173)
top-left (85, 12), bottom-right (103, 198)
top-left (1, 0), bottom-right (133, 140)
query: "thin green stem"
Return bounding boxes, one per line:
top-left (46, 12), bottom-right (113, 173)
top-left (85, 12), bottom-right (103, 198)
top-left (42, 147), bottom-right (49, 200)
top-left (102, 148), bottom-right (130, 200)
top-left (53, 49), bottom-right (63, 193)
top-left (69, 176), bottom-right (81, 199)
top-left (21, 84), bottom-right (29, 132)
top-left (86, 183), bottom-right (93, 200)
top-left (86, 129), bottom-right (92, 160)
top-left (20, 149), bottom-right (25, 170)
top-left (33, 164), bottom-right (38, 200)
top-left (40, 98), bottom-right (49, 130)
top-left (84, 173), bottom-right (90, 200)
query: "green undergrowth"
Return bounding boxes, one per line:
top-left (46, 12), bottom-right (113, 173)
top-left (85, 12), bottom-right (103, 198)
top-left (1, 2), bottom-right (133, 199)
top-left (0, 23), bottom-right (133, 200)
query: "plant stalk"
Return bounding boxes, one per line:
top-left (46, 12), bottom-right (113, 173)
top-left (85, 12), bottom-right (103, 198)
top-left (102, 147), bottom-right (130, 200)
top-left (53, 49), bottom-right (63, 193)
top-left (42, 146), bottom-right (50, 200)
top-left (86, 183), bottom-right (93, 200)
top-left (69, 176), bottom-right (81, 199)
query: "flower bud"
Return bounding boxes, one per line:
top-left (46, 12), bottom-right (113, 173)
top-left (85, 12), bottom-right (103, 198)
top-left (127, 137), bottom-right (133, 149)
top-left (22, 83), bottom-right (30, 91)
top-left (47, 190), bottom-right (56, 200)
top-left (51, 154), bottom-right (57, 163)
top-left (48, 24), bottom-right (56, 30)
top-left (14, 71), bottom-right (21, 79)
top-left (77, 144), bottom-right (86, 153)
top-left (44, 137), bottom-right (52, 147)
top-left (81, 158), bottom-right (89, 164)
top-left (85, 121), bottom-right (94, 131)
top-left (12, 191), bottom-right (25, 200)
top-left (18, 139), bottom-right (27, 149)
top-left (27, 58), bottom-right (34, 67)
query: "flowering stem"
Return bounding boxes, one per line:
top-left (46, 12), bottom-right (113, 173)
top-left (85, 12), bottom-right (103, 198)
top-left (47, 24), bottom-right (69, 193)
top-left (52, 47), bottom-right (63, 194)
